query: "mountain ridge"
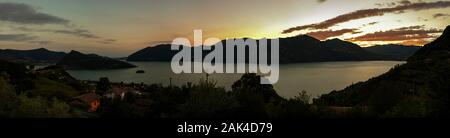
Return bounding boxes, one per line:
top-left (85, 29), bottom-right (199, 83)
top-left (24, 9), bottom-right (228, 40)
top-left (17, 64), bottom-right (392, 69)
top-left (127, 35), bottom-right (416, 63)
top-left (56, 50), bottom-right (136, 70)
top-left (364, 44), bottom-right (422, 60)
top-left (0, 48), bottom-right (66, 64)
top-left (314, 25), bottom-right (450, 117)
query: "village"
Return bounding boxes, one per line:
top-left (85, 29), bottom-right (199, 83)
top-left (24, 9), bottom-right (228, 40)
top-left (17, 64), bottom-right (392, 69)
top-left (72, 78), bottom-right (146, 112)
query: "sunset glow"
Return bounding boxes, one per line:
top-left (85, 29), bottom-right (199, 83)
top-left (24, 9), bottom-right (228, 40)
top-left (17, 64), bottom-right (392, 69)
top-left (1, 0), bottom-right (449, 57)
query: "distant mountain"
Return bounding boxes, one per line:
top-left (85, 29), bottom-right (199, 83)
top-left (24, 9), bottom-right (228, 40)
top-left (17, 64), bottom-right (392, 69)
top-left (57, 50), bottom-right (136, 70)
top-left (364, 44), bottom-right (421, 60)
top-left (321, 38), bottom-right (384, 61)
top-left (113, 57), bottom-right (129, 60)
top-left (314, 25), bottom-right (450, 117)
top-left (127, 44), bottom-right (177, 61)
top-left (127, 35), bottom-right (392, 63)
top-left (0, 48), bottom-right (66, 64)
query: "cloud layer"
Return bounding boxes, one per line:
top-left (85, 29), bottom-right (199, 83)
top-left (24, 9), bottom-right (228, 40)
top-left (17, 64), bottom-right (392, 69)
top-left (14, 26), bottom-right (100, 39)
top-left (306, 29), bottom-right (360, 40)
top-left (283, 1), bottom-right (450, 34)
top-left (0, 2), bottom-right (68, 25)
top-left (317, 0), bottom-right (327, 3)
top-left (1, 2), bottom-right (114, 45)
top-left (346, 25), bottom-right (442, 45)
top-left (433, 13), bottom-right (450, 18)
top-left (54, 29), bottom-right (100, 39)
top-left (0, 34), bottom-right (36, 41)
top-left (0, 33), bottom-right (52, 45)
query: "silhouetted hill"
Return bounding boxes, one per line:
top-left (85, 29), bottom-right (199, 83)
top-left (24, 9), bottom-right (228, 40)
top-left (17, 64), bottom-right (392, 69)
top-left (408, 25), bottom-right (450, 62)
top-left (127, 44), bottom-right (177, 61)
top-left (0, 59), bottom-right (29, 79)
top-left (57, 50), bottom-right (136, 70)
top-left (36, 65), bottom-right (84, 91)
top-left (278, 35), bottom-right (337, 63)
top-left (321, 38), bottom-right (384, 61)
top-left (314, 25), bottom-right (450, 117)
top-left (127, 35), bottom-right (392, 63)
top-left (0, 48), bottom-right (66, 64)
top-left (364, 44), bottom-right (421, 60)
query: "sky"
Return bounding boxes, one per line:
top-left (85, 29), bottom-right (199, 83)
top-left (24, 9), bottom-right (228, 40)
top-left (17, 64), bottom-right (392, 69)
top-left (0, 0), bottom-right (449, 57)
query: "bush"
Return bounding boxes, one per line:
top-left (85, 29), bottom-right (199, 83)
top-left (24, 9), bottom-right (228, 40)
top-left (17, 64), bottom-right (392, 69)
top-left (177, 79), bottom-right (238, 118)
top-left (26, 77), bottom-right (80, 101)
top-left (13, 94), bottom-right (73, 118)
top-left (0, 76), bottom-right (19, 117)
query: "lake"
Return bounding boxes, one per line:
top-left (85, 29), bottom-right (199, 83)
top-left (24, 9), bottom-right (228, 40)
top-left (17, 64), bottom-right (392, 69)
top-left (66, 61), bottom-right (404, 98)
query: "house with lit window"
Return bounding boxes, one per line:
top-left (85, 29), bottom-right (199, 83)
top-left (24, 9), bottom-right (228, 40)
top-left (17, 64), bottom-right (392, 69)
top-left (73, 93), bottom-right (101, 112)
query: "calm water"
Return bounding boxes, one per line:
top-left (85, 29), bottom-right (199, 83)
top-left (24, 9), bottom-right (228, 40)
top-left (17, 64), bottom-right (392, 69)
top-left (67, 61), bottom-right (404, 98)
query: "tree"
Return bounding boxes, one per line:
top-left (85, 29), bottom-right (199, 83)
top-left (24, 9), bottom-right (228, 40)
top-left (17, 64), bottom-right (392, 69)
top-left (232, 73), bottom-right (281, 102)
top-left (125, 92), bottom-right (137, 103)
top-left (97, 77), bottom-right (111, 94)
top-left (13, 94), bottom-right (73, 118)
top-left (294, 90), bottom-right (310, 105)
top-left (176, 78), bottom-right (238, 118)
top-left (14, 94), bottom-right (47, 118)
top-left (231, 73), bottom-right (282, 118)
top-left (0, 75), bottom-right (19, 117)
top-left (46, 98), bottom-right (72, 118)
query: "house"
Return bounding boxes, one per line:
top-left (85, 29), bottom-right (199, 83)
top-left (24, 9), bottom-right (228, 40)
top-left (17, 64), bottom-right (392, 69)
top-left (105, 85), bottom-right (142, 100)
top-left (73, 93), bottom-right (101, 112)
top-left (106, 86), bottom-right (127, 100)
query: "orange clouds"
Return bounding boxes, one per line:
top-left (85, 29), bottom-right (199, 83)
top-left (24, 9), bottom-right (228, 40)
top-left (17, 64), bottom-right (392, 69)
top-left (399, 39), bottom-right (432, 46)
top-left (282, 1), bottom-right (450, 34)
top-left (433, 13), bottom-right (450, 18)
top-left (346, 26), bottom-right (442, 46)
top-left (306, 29), bottom-right (360, 40)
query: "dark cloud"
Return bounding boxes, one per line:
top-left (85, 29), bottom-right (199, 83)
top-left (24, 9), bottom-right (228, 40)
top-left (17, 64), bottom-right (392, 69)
top-left (399, 0), bottom-right (412, 5)
top-left (13, 26), bottom-right (36, 32)
top-left (2, 2), bottom-right (106, 43)
top-left (105, 39), bottom-right (116, 42)
top-left (0, 34), bottom-right (36, 42)
top-left (53, 29), bottom-right (100, 39)
top-left (306, 29), bottom-right (360, 40)
top-left (361, 22), bottom-right (379, 27)
top-left (433, 13), bottom-right (450, 18)
top-left (374, 1), bottom-right (399, 7)
top-left (418, 17), bottom-right (428, 21)
top-left (346, 26), bottom-right (442, 42)
top-left (283, 1), bottom-right (450, 34)
top-left (148, 41), bottom-right (173, 46)
top-left (375, 1), bottom-right (415, 8)
top-left (0, 33), bottom-right (51, 45)
top-left (317, 0), bottom-right (327, 3)
top-left (14, 26), bottom-right (100, 39)
top-left (29, 40), bottom-right (51, 45)
top-left (388, 2), bottom-right (398, 7)
top-left (98, 39), bottom-right (117, 44)
top-left (13, 26), bottom-right (118, 44)
top-left (0, 2), bottom-right (68, 25)
top-left (367, 22), bottom-right (379, 25)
